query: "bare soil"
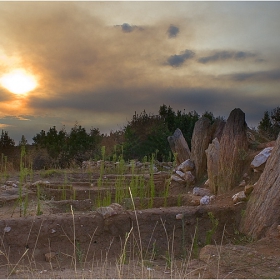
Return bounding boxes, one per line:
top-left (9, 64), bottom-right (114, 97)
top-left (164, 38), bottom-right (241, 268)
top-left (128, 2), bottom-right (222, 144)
top-left (0, 169), bottom-right (279, 279)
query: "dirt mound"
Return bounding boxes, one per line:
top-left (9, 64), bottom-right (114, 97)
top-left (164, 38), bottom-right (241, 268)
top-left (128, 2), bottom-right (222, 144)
top-left (0, 169), bottom-right (279, 279)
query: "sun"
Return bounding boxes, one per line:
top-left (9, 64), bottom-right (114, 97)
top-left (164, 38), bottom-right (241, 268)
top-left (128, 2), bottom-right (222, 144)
top-left (0, 69), bottom-right (37, 95)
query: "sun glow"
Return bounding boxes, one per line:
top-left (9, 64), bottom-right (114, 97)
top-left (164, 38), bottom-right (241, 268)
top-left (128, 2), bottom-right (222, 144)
top-left (0, 69), bottom-right (37, 95)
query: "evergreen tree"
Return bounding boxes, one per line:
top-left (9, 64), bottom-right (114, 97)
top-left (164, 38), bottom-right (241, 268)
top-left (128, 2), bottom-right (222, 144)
top-left (0, 130), bottom-right (15, 150)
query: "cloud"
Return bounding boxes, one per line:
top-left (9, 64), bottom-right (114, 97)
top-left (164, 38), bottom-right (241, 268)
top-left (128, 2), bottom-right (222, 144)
top-left (167, 49), bottom-right (195, 67)
top-left (222, 68), bottom-right (280, 82)
top-left (198, 50), bottom-right (257, 64)
top-left (167, 24), bottom-right (179, 38)
top-left (0, 123), bottom-right (12, 129)
top-left (115, 23), bottom-right (143, 33)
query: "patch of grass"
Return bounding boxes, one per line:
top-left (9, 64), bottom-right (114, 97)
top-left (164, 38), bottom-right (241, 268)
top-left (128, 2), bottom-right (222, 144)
top-left (205, 212), bottom-right (219, 245)
top-left (36, 184), bottom-right (43, 215)
top-left (177, 194), bottom-right (182, 206)
top-left (41, 169), bottom-right (62, 178)
top-left (233, 228), bottom-right (255, 245)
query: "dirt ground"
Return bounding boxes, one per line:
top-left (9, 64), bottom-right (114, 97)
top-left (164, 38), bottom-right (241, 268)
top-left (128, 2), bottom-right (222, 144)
top-left (0, 169), bottom-right (280, 279)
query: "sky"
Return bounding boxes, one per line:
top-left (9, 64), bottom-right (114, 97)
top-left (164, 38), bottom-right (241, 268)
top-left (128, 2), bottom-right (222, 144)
top-left (0, 1), bottom-right (280, 144)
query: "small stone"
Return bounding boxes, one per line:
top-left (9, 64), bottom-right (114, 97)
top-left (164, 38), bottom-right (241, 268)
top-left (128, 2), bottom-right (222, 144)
top-left (244, 185), bottom-right (254, 196)
top-left (200, 195), bottom-right (210, 205)
top-left (177, 159), bottom-right (195, 172)
top-left (193, 187), bottom-right (211, 196)
top-left (176, 170), bottom-right (185, 179)
top-left (171, 174), bottom-right (185, 182)
top-left (190, 199), bottom-right (200, 206)
top-left (232, 191), bottom-right (247, 204)
top-left (238, 180), bottom-right (246, 187)
top-left (176, 213), bottom-right (183, 220)
top-left (210, 195), bottom-right (216, 202)
top-left (4, 226), bottom-right (11, 233)
top-left (45, 252), bottom-right (56, 262)
top-left (277, 225), bottom-right (280, 231)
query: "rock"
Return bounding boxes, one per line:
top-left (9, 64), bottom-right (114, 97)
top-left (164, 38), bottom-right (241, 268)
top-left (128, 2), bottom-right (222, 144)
top-left (177, 159), bottom-right (195, 172)
top-left (239, 133), bottom-right (280, 239)
top-left (176, 213), bottom-right (184, 220)
top-left (4, 226), bottom-right (11, 233)
top-left (256, 140), bottom-right (276, 149)
top-left (250, 147), bottom-right (273, 171)
top-left (211, 118), bottom-right (226, 141)
top-left (168, 128), bottom-right (191, 165)
top-left (244, 185), bottom-right (254, 196)
top-left (45, 252), bottom-right (56, 262)
top-left (205, 137), bottom-right (220, 194)
top-left (171, 174), bottom-right (185, 183)
top-left (190, 117), bottom-right (212, 181)
top-left (217, 108), bottom-right (248, 194)
top-left (184, 171), bottom-right (195, 185)
top-left (190, 199), bottom-right (201, 206)
top-left (200, 195), bottom-right (210, 205)
top-left (238, 180), bottom-right (246, 188)
top-left (96, 203), bottom-right (124, 219)
top-left (175, 170), bottom-right (185, 179)
top-left (232, 191), bottom-right (247, 204)
top-left (243, 173), bottom-right (250, 183)
top-left (193, 187), bottom-right (211, 196)
top-left (246, 131), bottom-right (256, 142)
top-left (5, 181), bottom-right (19, 187)
top-left (31, 180), bottom-right (50, 187)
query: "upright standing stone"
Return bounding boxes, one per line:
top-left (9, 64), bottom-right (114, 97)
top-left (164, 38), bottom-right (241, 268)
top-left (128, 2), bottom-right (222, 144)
top-left (216, 108), bottom-right (248, 194)
top-left (240, 133), bottom-right (280, 239)
top-left (212, 118), bottom-right (226, 141)
top-left (190, 117), bottom-right (212, 181)
top-left (205, 137), bottom-right (220, 194)
top-left (168, 128), bottom-right (191, 165)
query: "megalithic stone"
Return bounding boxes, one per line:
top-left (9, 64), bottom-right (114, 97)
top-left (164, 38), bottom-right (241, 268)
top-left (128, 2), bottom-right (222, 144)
top-left (216, 108), bottom-right (248, 194)
top-left (239, 132), bottom-right (280, 239)
top-left (168, 128), bottom-right (191, 165)
top-left (190, 117), bottom-right (212, 182)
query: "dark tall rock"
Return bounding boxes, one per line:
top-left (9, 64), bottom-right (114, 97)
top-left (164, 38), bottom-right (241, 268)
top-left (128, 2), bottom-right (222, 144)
top-left (212, 118), bottom-right (226, 141)
top-left (216, 108), bottom-right (248, 194)
top-left (239, 133), bottom-right (280, 239)
top-left (168, 128), bottom-right (190, 165)
top-left (190, 117), bottom-right (212, 181)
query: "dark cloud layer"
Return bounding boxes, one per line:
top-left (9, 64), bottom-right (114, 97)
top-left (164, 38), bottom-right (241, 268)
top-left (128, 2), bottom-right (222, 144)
top-left (225, 68), bottom-right (280, 82)
top-left (167, 24), bottom-right (179, 38)
top-left (198, 51), bottom-right (257, 64)
top-left (167, 49), bottom-right (195, 67)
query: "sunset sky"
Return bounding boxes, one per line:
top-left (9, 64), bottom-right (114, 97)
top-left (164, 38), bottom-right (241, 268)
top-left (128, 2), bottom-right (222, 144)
top-left (0, 1), bottom-right (280, 144)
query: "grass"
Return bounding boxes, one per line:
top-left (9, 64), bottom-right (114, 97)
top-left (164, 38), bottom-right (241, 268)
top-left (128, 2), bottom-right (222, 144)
top-left (205, 212), bottom-right (219, 245)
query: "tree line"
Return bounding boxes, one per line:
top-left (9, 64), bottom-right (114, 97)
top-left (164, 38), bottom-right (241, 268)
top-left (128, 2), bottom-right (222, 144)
top-left (0, 105), bottom-right (279, 169)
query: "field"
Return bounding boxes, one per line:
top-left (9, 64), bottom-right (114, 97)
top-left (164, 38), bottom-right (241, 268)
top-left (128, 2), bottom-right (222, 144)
top-left (0, 157), bottom-right (280, 279)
